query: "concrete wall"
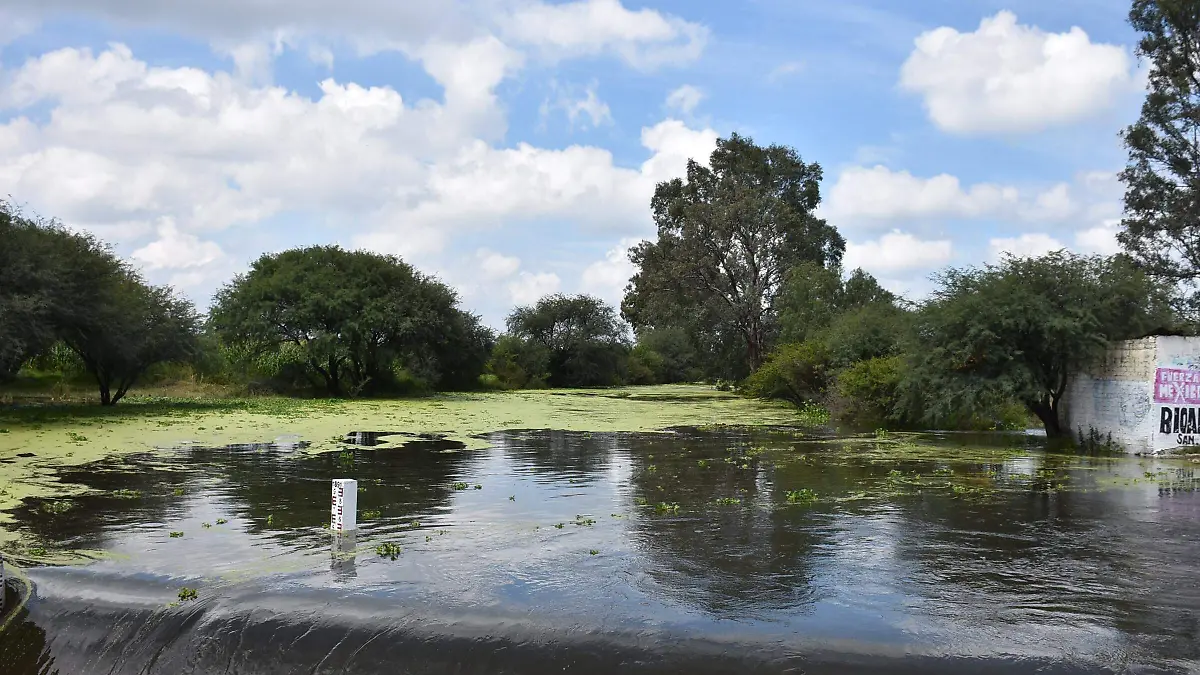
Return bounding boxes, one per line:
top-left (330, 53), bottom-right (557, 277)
top-left (1063, 336), bottom-right (1200, 453)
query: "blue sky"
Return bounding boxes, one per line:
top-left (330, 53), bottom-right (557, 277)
top-left (0, 0), bottom-right (1146, 328)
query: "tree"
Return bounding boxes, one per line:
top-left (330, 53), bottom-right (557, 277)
top-left (1119, 1), bottom-right (1200, 290)
top-left (623, 134), bottom-right (845, 376)
top-left (61, 275), bottom-right (200, 405)
top-left (908, 251), bottom-right (1179, 436)
top-left (211, 246), bottom-right (486, 396)
top-left (505, 294), bottom-right (630, 387)
top-left (0, 200), bottom-right (198, 403)
top-left (0, 202), bottom-right (62, 378)
top-left (776, 263), bottom-right (896, 344)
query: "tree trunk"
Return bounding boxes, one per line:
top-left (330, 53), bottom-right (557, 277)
top-left (99, 381), bottom-right (113, 406)
top-left (327, 357), bottom-right (342, 397)
top-left (1029, 399), bottom-right (1064, 437)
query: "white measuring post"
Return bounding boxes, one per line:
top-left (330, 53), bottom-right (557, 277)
top-left (331, 478), bottom-right (358, 532)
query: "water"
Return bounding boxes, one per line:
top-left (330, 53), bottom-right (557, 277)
top-left (1, 427), bottom-right (1198, 674)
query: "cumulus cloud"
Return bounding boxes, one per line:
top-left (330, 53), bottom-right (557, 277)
top-left (508, 271), bottom-right (561, 306)
top-left (580, 237), bottom-right (642, 305)
top-left (0, 42), bottom-right (717, 311)
top-left (823, 165), bottom-right (1018, 226)
top-left (988, 233), bottom-right (1066, 261)
top-left (1074, 220), bottom-right (1123, 256)
top-left (665, 84), bottom-right (704, 114)
top-left (899, 11), bottom-right (1135, 134)
top-left (843, 230), bottom-right (953, 274)
top-left (131, 220), bottom-right (225, 270)
top-left (476, 248), bottom-right (522, 280)
top-left (501, 0), bottom-right (708, 69)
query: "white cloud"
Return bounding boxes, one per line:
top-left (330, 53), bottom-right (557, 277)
top-left (899, 11), bottom-right (1134, 134)
top-left (476, 248), bottom-right (522, 280)
top-left (508, 271), bottom-right (561, 306)
top-left (0, 42), bottom-right (720, 313)
top-left (1074, 220), bottom-right (1123, 255)
top-left (132, 220), bottom-right (225, 270)
top-left (823, 165), bottom-right (1018, 226)
top-left (665, 84), bottom-right (704, 114)
top-left (988, 233), bottom-right (1065, 261)
top-left (542, 80), bottom-right (613, 128)
top-left (0, 9), bottom-right (37, 45)
top-left (844, 230), bottom-right (953, 274)
top-left (501, 0), bottom-right (708, 69)
top-left (580, 237), bottom-right (642, 305)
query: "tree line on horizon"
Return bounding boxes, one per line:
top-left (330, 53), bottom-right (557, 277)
top-left (4, 1), bottom-right (1200, 440)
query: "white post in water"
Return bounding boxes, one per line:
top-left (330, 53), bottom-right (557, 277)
top-left (331, 479), bottom-right (358, 532)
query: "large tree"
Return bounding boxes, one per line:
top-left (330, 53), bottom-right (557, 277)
top-left (908, 251), bottom-right (1178, 437)
top-left (622, 134), bottom-right (844, 375)
top-left (211, 246), bottom-right (489, 396)
top-left (1119, 0), bottom-right (1200, 289)
top-left (0, 200), bottom-right (199, 403)
top-left (505, 294), bottom-right (630, 387)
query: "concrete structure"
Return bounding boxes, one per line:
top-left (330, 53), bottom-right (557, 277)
top-left (1063, 336), bottom-right (1200, 453)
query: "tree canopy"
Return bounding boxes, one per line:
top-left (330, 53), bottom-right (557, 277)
top-left (622, 134), bottom-right (845, 377)
top-left (0, 200), bottom-right (200, 404)
top-left (210, 246), bottom-right (490, 396)
top-left (1120, 0), bottom-right (1200, 291)
top-left (907, 251), bottom-right (1178, 436)
top-left (504, 294), bottom-right (630, 387)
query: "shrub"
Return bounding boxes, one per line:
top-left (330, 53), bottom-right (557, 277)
top-left (741, 340), bottom-right (831, 405)
top-left (832, 356), bottom-right (906, 429)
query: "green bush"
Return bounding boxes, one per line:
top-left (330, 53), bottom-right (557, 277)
top-left (626, 345), bottom-right (665, 384)
top-left (740, 340), bottom-right (831, 405)
top-left (487, 336), bottom-right (551, 389)
top-left (832, 356), bottom-right (906, 429)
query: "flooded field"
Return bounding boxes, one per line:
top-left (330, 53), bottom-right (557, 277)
top-left (1, 389), bottom-right (1199, 674)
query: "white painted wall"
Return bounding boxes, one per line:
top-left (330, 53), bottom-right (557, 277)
top-left (1063, 336), bottom-right (1200, 453)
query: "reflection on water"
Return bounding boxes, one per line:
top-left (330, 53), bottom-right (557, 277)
top-left (1, 428), bottom-right (1199, 674)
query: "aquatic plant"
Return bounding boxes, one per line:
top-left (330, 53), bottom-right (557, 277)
top-left (178, 587), bottom-right (198, 602)
top-left (589, 549), bottom-right (599, 555)
top-left (266, 514), bottom-right (274, 525)
top-left (410, 520), bottom-right (421, 528)
top-left (634, 497), bottom-right (649, 506)
top-left (655, 502), bottom-right (681, 514)
top-left (29, 547), bottom-right (47, 556)
top-left (201, 522), bottom-right (212, 529)
top-left (215, 518), bottom-right (228, 525)
top-left (697, 459), bottom-right (708, 468)
top-left (41, 500), bottom-right (74, 514)
top-left (375, 542), bottom-right (402, 560)
top-left (554, 523), bottom-right (564, 529)
top-left (473, 484), bottom-right (482, 490)
top-left (111, 489), bottom-right (142, 499)
top-left (361, 510), bottom-right (381, 519)
top-left (453, 482), bottom-right (469, 490)
top-left (425, 535), bottom-right (432, 542)
top-left (169, 531), bottom-right (184, 538)
top-left (646, 465), bottom-right (657, 473)
top-left (173, 487), bottom-right (185, 496)
top-left (785, 489), bottom-right (818, 504)
top-left (715, 497), bottom-right (741, 505)
top-left (575, 516), bottom-right (596, 526)
top-left (67, 432), bottom-right (88, 443)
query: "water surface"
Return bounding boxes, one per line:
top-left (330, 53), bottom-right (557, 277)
top-left (1, 427), bottom-right (1198, 674)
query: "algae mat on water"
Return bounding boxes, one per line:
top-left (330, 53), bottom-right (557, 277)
top-left (0, 385), bottom-right (807, 536)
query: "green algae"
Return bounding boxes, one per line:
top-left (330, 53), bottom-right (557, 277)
top-left (0, 385), bottom-right (807, 542)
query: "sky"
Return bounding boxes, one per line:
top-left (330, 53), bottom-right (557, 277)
top-left (0, 0), bottom-right (1147, 329)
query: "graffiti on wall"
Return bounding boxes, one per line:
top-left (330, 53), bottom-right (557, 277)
top-left (1156, 367), bottom-right (1200, 446)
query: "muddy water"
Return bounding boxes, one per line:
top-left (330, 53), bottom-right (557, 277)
top-left (1, 428), bottom-right (1198, 674)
